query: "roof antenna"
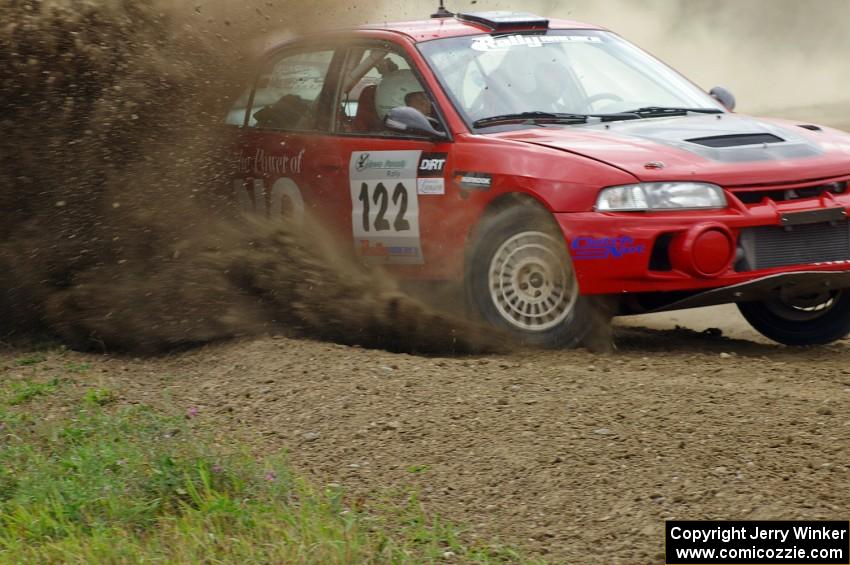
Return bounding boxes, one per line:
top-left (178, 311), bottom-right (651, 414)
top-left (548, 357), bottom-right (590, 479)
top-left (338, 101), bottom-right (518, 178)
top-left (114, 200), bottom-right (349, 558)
top-left (431, 0), bottom-right (453, 18)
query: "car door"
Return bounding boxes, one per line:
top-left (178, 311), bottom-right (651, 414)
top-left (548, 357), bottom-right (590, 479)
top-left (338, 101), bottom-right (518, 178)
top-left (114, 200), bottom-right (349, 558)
top-left (232, 44), bottom-right (344, 225)
top-left (311, 42), bottom-right (456, 271)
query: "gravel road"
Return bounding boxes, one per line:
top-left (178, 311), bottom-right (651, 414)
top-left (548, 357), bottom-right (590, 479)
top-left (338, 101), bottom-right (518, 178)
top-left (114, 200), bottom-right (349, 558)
top-left (5, 319), bottom-right (849, 563)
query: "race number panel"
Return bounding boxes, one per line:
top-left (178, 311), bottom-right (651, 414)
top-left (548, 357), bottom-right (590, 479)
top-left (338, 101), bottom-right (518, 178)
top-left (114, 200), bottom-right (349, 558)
top-left (350, 151), bottom-right (423, 264)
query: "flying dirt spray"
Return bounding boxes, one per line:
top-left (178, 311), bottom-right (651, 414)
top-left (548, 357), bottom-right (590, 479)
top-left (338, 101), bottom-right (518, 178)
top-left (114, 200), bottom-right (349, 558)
top-left (0, 0), bottom-right (503, 353)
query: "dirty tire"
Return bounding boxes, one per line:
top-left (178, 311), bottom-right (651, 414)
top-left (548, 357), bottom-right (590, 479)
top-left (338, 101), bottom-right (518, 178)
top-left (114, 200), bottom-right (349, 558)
top-left (467, 204), bottom-right (595, 348)
top-left (738, 290), bottom-right (850, 345)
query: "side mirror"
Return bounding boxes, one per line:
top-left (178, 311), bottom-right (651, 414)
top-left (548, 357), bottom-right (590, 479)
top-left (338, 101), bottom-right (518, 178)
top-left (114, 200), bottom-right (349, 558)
top-left (385, 106), bottom-right (447, 139)
top-left (709, 86), bottom-right (736, 112)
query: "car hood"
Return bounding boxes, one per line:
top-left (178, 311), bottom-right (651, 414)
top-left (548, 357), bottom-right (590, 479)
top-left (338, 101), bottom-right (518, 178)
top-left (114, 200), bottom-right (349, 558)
top-left (495, 114), bottom-right (850, 186)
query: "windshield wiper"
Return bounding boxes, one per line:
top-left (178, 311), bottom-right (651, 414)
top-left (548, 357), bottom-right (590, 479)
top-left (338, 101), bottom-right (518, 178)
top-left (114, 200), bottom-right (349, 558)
top-left (473, 112), bottom-right (588, 128)
top-left (618, 106), bottom-right (724, 118)
top-left (473, 107), bottom-right (723, 128)
top-left (473, 111), bottom-right (639, 128)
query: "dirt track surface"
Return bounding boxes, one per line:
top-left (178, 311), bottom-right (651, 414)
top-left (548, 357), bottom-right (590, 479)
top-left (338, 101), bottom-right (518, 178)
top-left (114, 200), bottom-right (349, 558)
top-left (5, 326), bottom-right (850, 564)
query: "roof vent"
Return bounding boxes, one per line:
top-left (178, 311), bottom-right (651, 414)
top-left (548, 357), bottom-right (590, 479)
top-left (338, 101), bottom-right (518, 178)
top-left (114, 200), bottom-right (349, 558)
top-left (798, 124), bottom-right (823, 132)
top-left (455, 11), bottom-right (549, 31)
top-left (686, 133), bottom-right (785, 148)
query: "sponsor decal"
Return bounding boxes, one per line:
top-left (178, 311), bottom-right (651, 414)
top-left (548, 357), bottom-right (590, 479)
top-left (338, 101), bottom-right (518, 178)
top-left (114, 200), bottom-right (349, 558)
top-left (355, 152), bottom-right (370, 172)
top-left (234, 177), bottom-right (304, 223)
top-left (471, 34), bottom-right (602, 51)
top-left (353, 152), bottom-right (409, 176)
top-left (417, 152), bottom-right (447, 178)
top-left (359, 240), bottom-right (421, 259)
top-left (571, 236), bottom-right (645, 260)
top-left (417, 178), bottom-right (445, 195)
top-left (454, 171), bottom-right (493, 191)
top-left (238, 148), bottom-right (305, 176)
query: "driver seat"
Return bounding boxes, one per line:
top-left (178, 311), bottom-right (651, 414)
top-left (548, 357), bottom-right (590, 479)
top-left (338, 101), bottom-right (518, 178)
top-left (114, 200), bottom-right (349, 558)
top-left (352, 85), bottom-right (380, 132)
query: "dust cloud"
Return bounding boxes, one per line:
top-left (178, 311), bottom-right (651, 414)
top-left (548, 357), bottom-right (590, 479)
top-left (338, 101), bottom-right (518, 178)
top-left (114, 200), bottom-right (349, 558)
top-left (0, 0), bottom-right (500, 354)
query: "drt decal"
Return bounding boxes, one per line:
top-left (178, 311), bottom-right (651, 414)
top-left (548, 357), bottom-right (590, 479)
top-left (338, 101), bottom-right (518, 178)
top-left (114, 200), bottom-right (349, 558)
top-left (349, 151), bottom-right (423, 265)
top-left (571, 236), bottom-right (645, 260)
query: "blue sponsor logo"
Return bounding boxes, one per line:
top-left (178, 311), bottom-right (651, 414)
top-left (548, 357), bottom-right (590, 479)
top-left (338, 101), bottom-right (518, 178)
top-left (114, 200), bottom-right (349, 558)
top-left (571, 236), bottom-right (645, 260)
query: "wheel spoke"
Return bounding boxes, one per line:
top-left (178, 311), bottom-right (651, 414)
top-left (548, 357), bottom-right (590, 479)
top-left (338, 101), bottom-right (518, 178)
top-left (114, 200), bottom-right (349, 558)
top-left (488, 231), bottom-right (578, 332)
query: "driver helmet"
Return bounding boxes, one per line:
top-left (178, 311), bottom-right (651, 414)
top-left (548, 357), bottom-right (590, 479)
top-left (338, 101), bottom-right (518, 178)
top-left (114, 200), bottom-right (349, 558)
top-left (375, 69), bottom-right (424, 120)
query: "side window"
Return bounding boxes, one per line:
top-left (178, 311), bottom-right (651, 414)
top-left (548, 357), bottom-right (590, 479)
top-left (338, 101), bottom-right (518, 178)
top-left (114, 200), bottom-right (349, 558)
top-left (336, 48), bottom-right (437, 135)
top-left (248, 49), bottom-right (336, 131)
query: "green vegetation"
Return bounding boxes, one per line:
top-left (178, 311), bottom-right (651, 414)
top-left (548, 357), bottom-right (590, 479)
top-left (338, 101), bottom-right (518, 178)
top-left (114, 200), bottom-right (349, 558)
top-left (406, 465), bottom-right (431, 474)
top-left (64, 362), bottom-right (92, 374)
top-left (13, 355), bottom-right (46, 367)
top-left (82, 387), bottom-right (115, 406)
top-left (0, 381), bottom-right (533, 564)
top-left (4, 377), bottom-right (61, 405)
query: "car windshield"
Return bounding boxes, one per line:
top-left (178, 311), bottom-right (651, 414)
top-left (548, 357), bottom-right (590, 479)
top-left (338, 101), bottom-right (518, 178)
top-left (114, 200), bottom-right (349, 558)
top-left (417, 30), bottom-right (724, 127)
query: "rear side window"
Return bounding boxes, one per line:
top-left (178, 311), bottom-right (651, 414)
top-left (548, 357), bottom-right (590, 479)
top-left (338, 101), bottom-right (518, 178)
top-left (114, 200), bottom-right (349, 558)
top-left (248, 49), bottom-right (336, 131)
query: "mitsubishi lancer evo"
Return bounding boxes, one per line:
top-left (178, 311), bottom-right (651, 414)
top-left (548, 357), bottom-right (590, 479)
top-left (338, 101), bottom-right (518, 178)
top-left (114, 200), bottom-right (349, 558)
top-left (226, 8), bottom-right (850, 347)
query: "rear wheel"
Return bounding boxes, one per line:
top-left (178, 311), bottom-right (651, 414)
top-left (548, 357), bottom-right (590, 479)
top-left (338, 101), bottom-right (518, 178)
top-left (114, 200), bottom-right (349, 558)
top-left (467, 205), bottom-right (597, 348)
top-left (737, 289), bottom-right (850, 345)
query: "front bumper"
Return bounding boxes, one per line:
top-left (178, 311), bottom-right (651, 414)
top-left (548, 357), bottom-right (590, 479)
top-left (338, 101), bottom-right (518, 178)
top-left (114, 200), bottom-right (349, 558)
top-left (555, 195), bottom-right (850, 296)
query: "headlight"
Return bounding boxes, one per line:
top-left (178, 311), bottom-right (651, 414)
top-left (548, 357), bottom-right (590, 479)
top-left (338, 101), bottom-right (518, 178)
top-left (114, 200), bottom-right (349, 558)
top-left (596, 182), bottom-right (727, 211)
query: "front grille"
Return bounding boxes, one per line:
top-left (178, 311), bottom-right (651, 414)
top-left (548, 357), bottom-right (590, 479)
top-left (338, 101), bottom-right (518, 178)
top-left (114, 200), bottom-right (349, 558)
top-left (738, 221), bottom-right (850, 271)
top-left (734, 181), bottom-right (848, 204)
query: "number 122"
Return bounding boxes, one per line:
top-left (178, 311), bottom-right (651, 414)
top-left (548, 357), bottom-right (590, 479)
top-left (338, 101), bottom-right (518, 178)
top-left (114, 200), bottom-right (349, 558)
top-left (358, 182), bottom-right (410, 232)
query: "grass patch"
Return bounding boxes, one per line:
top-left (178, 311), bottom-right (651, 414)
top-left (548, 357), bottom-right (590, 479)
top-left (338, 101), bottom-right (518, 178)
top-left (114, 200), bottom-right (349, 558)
top-left (3, 378), bottom-right (61, 406)
top-left (406, 465), bottom-right (431, 474)
top-left (64, 362), bottom-right (92, 374)
top-left (13, 355), bottom-right (46, 367)
top-left (82, 387), bottom-right (115, 406)
top-left (0, 402), bottom-right (535, 564)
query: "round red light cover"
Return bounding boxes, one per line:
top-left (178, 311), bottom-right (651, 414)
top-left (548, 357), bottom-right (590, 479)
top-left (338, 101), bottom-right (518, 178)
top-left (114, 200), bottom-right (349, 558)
top-left (692, 229), bottom-right (733, 275)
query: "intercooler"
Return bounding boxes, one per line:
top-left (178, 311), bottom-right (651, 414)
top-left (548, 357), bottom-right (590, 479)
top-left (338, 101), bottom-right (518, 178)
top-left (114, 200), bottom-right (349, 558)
top-left (737, 221), bottom-right (850, 271)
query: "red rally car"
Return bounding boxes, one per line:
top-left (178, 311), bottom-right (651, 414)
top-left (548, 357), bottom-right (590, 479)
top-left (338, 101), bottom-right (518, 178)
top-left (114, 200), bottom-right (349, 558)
top-left (226, 8), bottom-right (850, 347)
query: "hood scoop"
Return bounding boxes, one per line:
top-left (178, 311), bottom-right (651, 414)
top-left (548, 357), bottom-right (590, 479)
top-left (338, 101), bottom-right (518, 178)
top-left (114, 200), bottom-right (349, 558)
top-left (686, 133), bottom-right (785, 148)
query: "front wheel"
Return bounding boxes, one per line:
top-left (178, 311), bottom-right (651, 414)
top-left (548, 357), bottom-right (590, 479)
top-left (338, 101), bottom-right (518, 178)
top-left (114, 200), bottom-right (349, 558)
top-left (467, 205), bottom-right (598, 348)
top-left (737, 289), bottom-right (850, 345)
